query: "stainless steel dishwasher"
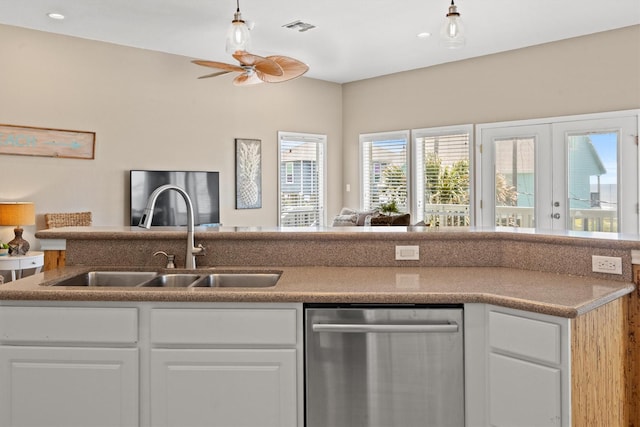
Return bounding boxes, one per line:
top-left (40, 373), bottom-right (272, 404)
top-left (305, 304), bottom-right (464, 427)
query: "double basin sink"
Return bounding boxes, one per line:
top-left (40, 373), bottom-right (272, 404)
top-left (50, 270), bottom-right (281, 288)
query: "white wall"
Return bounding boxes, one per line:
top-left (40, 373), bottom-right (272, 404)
top-left (341, 25), bottom-right (640, 209)
top-left (0, 24), bottom-right (343, 248)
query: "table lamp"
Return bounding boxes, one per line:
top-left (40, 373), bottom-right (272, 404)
top-left (0, 202), bottom-right (36, 255)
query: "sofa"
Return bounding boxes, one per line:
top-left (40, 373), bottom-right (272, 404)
top-left (332, 208), bottom-right (411, 227)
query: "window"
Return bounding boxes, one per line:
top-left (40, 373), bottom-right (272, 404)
top-left (278, 132), bottom-right (326, 227)
top-left (285, 162), bottom-right (294, 184)
top-left (413, 125), bottom-right (472, 226)
top-left (360, 131), bottom-right (409, 212)
top-left (478, 111), bottom-right (638, 233)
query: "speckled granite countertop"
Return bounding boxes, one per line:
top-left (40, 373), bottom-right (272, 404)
top-left (0, 265), bottom-right (633, 318)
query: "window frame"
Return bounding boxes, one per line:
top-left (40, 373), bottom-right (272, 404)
top-left (412, 124), bottom-right (474, 225)
top-left (359, 130), bottom-right (410, 213)
top-left (277, 131), bottom-right (327, 227)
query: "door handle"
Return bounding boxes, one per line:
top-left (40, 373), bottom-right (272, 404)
top-left (312, 322), bottom-right (459, 333)
top-left (552, 213), bottom-right (561, 219)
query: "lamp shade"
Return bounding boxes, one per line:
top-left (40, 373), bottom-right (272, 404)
top-left (0, 202), bottom-right (36, 226)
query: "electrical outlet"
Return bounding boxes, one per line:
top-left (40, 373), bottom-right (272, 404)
top-left (395, 245), bottom-right (419, 261)
top-left (591, 255), bottom-right (622, 275)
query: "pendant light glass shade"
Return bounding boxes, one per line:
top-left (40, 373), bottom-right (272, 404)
top-left (440, 0), bottom-right (465, 49)
top-left (225, 3), bottom-right (251, 54)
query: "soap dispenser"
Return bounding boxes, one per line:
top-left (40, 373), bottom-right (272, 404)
top-left (153, 251), bottom-right (176, 269)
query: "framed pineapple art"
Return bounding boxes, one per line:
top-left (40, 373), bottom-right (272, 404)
top-left (235, 138), bottom-right (262, 209)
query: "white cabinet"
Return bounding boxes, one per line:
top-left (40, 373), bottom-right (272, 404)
top-left (488, 353), bottom-right (562, 426)
top-left (487, 309), bottom-right (565, 426)
top-left (0, 305), bottom-right (139, 427)
top-left (0, 346), bottom-right (138, 427)
top-left (151, 349), bottom-right (297, 427)
top-left (0, 302), bottom-right (303, 427)
top-left (465, 304), bottom-right (570, 427)
top-left (148, 307), bottom-right (301, 427)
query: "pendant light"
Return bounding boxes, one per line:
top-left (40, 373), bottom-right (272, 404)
top-left (440, 0), bottom-right (465, 49)
top-left (225, 0), bottom-right (251, 54)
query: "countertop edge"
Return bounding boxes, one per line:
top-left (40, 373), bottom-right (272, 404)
top-left (0, 266), bottom-right (633, 319)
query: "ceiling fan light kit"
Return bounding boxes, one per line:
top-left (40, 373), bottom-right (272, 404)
top-left (440, 0), bottom-right (465, 49)
top-left (225, 0), bottom-right (251, 54)
top-left (193, 0), bottom-right (309, 86)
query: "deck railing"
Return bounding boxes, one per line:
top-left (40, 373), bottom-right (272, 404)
top-left (423, 204), bottom-right (617, 232)
top-left (281, 208), bottom-right (320, 227)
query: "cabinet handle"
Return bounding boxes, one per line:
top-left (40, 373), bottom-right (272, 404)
top-left (312, 322), bottom-right (458, 333)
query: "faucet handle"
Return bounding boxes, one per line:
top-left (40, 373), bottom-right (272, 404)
top-left (154, 251), bottom-right (176, 268)
top-left (193, 244), bottom-right (206, 257)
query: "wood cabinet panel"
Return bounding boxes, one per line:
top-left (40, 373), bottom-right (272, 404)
top-left (572, 297), bottom-right (626, 426)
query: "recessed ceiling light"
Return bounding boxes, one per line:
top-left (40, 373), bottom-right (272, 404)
top-left (417, 32), bottom-right (432, 38)
top-left (47, 12), bottom-right (65, 20)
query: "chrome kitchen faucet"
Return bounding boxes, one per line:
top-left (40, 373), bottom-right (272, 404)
top-left (138, 184), bottom-right (205, 269)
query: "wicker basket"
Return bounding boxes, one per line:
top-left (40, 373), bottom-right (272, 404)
top-left (44, 212), bottom-right (92, 229)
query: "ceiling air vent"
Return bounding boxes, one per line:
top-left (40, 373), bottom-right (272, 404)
top-left (282, 20), bottom-right (316, 32)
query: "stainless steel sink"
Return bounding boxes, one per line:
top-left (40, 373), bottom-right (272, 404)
top-left (52, 271), bottom-right (159, 287)
top-left (139, 273), bottom-right (201, 287)
top-left (49, 270), bottom-right (281, 289)
top-left (192, 271), bottom-right (281, 288)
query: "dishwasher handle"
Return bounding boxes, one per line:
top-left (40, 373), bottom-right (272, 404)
top-left (311, 322), bottom-right (459, 334)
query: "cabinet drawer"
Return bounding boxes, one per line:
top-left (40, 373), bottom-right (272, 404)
top-left (18, 254), bottom-right (44, 269)
top-left (0, 307), bottom-right (138, 344)
top-left (489, 310), bottom-right (561, 364)
top-left (150, 308), bottom-right (297, 345)
top-left (489, 353), bottom-right (561, 427)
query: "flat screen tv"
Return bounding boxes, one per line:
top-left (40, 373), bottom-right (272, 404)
top-left (130, 170), bottom-right (220, 226)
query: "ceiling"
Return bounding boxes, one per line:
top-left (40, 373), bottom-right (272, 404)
top-left (1, 0), bottom-right (639, 84)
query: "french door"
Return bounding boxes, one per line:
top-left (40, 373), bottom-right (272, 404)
top-left (479, 112), bottom-right (638, 233)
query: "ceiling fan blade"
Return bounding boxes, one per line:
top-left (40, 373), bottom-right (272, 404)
top-left (197, 71), bottom-right (232, 79)
top-left (233, 73), bottom-right (263, 86)
top-left (257, 56), bottom-right (309, 83)
top-left (232, 52), bottom-right (283, 77)
top-left (192, 59), bottom-right (244, 73)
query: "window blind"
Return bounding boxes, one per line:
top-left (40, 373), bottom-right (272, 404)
top-left (414, 127), bottom-right (471, 226)
top-left (278, 133), bottom-right (326, 227)
top-left (360, 131), bottom-right (409, 212)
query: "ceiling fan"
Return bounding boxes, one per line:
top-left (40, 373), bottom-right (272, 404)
top-left (192, 51), bottom-right (309, 86)
top-left (192, 0), bottom-right (309, 86)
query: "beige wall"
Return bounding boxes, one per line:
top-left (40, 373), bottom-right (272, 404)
top-left (0, 24), bottom-right (343, 247)
top-left (342, 25), bottom-right (640, 208)
top-left (2, 24), bottom-right (639, 248)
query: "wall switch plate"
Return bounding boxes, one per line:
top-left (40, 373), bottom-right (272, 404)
top-left (395, 245), bottom-right (419, 261)
top-left (591, 255), bottom-right (622, 275)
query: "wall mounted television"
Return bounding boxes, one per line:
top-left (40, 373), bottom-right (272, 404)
top-left (130, 170), bottom-right (220, 226)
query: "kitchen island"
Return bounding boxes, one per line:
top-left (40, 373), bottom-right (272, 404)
top-left (1, 226), bottom-right (637, 426)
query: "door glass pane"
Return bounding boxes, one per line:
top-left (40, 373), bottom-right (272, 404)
top-left (567, 132), bottom-right (618, 232)
top-left (494, 137), bottom-right (535, 227)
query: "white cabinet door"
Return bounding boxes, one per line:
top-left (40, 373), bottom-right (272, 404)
top-left (489, 353), bottom-right (562, 427)
top-left (0, 346), bottom-right (138, 427)
top-left (151, 348), bottom-right (297, 427)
